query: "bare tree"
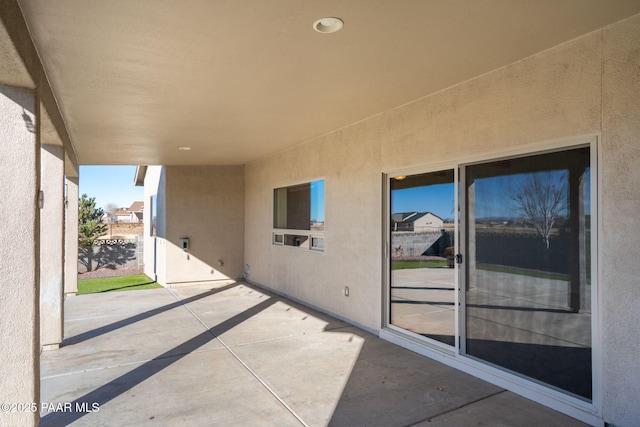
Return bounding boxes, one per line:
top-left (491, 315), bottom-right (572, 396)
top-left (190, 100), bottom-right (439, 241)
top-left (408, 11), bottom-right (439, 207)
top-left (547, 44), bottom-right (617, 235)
top-left (104, 203), bottom-right (119, 223)
top-left (510, 171), bottom-right (568, 249)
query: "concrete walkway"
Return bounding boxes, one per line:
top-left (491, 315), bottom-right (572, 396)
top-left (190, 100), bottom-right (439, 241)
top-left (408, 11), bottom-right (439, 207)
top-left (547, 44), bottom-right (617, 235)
top-left (40, 282), bottom-right (587, 426)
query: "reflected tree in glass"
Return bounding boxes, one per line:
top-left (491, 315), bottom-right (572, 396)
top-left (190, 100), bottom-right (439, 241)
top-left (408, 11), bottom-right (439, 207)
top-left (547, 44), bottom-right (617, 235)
top-left (510, 171), bottom-right (568, 250)
top-left (464, 147), bottom-right (592, 401)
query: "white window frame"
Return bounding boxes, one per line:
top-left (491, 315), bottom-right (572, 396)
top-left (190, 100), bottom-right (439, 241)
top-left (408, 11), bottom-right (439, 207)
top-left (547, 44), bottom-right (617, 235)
top-left (272, 179), bottom-right (325, 252)
top-left (310, 235), bottom-right (325, 251)
top-left (272, 232), bottom-right (284, 246)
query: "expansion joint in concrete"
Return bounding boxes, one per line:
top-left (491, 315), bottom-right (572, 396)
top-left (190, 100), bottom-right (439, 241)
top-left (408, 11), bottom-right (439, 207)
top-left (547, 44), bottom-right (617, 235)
top-left (166, 288), bottom-right (309, 427)
top-left (405, 389), bottom-right (508, 426)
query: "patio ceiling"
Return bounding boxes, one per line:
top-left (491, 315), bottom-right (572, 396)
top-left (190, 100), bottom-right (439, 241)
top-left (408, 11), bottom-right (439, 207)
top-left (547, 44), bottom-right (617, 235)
top-left (17, 0), bottom-right (640, 165)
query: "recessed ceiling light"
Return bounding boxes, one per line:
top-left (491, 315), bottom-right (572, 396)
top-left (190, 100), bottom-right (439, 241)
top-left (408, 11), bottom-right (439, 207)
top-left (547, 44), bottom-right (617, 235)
top-left (178, 146), bottom-right (191, 151)
top-left (313, 17), bottom-right (344, 34)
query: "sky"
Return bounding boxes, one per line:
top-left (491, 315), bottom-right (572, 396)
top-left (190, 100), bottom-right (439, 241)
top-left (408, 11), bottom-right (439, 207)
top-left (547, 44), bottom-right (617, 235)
top-left (391, 183), bottom-right (455, 220)
top-left (310, 180), bottom-right (325, 222)
top-left (392, 169), bottom-right (590, 220)
top-left (79, 166), bottom-right (144, 211)
top-left (78, 166), bottom-right (588, 220)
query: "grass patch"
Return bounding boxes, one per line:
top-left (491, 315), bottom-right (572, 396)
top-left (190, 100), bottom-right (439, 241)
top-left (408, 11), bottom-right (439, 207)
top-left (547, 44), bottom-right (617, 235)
top-left (476, 263), bottom-right (569, 281)
top-left (77, 273), bottom-right (161, 295)
top-left (392, 260), bottom-right (448, 270)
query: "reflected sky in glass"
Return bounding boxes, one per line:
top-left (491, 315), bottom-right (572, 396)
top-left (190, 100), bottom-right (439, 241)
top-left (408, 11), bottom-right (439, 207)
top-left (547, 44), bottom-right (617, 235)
top-left (391, 183), bottom-right (454, 219)
top-left (473, 168), bottom-right (590, 219)
top-left (310, 180), bottom-right (325, 222)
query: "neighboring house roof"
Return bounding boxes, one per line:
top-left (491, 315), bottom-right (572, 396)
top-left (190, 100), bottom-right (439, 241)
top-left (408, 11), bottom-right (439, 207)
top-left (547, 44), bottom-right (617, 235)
top-left (115, 201), bottom-right (144, 215)
top-left (392, 212), bottom-right (442, 224)
top-left (128, 201), bottom-right (144, 213)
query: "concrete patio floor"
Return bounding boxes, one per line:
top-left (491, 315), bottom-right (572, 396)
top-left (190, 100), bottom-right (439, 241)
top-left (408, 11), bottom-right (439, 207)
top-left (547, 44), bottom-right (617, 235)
top-left (40, 282), bottom-right (588, 426)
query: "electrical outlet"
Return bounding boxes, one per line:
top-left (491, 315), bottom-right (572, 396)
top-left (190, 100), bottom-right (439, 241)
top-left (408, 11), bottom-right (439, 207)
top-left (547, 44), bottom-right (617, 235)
top-left (344, 286), bottom-right (349, 297)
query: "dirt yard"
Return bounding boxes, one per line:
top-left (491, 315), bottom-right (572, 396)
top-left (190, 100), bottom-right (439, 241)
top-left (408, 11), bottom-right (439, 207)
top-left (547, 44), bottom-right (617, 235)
top-left (100, 223), bottom-right (144, 239)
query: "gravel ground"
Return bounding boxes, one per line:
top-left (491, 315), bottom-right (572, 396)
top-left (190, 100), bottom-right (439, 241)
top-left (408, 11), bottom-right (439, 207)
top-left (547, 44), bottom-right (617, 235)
top-left (78, 266), bottom-right (145, 279)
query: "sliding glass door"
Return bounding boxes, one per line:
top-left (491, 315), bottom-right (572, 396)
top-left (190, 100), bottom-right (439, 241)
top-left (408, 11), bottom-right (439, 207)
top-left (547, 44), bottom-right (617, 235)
top-left (387, 143), bottom-right (594, 402)
top-left (463, 147), bottom-right (592, 400)
top-left (389, 170), bottom-right (456, 347)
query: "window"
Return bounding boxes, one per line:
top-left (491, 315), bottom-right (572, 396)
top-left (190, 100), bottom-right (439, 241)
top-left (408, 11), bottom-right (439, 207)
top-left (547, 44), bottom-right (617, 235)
top-left (149, 195), bottom-right (157, 237)
top-left (273, 180), bottom-right (325, 250)
top-left (272, 233), bottom-right (284, 245)
top-left (310, 236), bottom-right (325, 251)
top-left (273, 180), bottom-right (324, 231)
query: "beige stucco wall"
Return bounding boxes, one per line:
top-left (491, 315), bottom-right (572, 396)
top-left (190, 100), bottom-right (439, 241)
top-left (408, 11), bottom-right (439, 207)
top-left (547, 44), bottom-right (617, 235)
top-left (244, 14), bottom-right (640, 426)
top-left (143, 166), bottom-right (166, 283)
top-left (0, 84), bottom-right (40, 427)
top-left (600, 14), bottom-right (640, 426)
top-left (64, 176), bottom-right (79, 294)
top-left (245, 117), bottom-right (382, 330)
top-left (380, 35), bottom-right (601, 169)
top-left (40, 144), bottom-right (64, 348)
top-left (163, 165), bottom-right (245, 284)
top-left (1, 4), bottom-right (80, 425)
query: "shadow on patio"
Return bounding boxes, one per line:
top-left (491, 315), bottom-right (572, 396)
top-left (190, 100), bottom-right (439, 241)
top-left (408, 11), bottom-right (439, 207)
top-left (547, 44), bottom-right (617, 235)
top-left (40, 282), bottom-right (586, 426)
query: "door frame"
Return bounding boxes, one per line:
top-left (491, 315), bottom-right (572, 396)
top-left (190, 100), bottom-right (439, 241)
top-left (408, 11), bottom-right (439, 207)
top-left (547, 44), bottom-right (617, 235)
top-left (380, 135), bottom-right (600, 425)
top-left (383, 163), bottom-right (460, 354)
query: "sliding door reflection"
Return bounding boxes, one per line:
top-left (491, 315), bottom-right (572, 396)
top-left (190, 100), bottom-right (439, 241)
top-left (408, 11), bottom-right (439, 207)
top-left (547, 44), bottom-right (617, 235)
top-left (464, 147), bottom-right (592, 400)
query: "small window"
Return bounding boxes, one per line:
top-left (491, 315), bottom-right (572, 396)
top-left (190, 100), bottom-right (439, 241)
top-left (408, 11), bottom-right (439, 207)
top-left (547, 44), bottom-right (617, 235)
top-left (273, 233), bottom-right (284, 245)
top-left (284, 234), bottom-right (309, 248)
top-left (310, 236), bottom-right (325, 251)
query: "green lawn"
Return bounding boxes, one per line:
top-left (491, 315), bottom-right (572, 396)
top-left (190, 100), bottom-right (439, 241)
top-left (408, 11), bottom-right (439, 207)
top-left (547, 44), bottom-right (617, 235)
top-left (77, 273), bottom-right (162, 295)
top-left (392, 260), bottom-right (448, 270)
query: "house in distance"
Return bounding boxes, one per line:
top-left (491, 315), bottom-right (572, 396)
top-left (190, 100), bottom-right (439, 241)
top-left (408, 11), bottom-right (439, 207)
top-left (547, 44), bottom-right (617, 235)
top-left (392, 212), bottom-right (443, 232)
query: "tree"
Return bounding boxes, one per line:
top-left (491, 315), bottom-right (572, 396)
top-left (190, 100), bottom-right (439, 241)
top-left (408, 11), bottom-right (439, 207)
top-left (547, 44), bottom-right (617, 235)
top-left (78, 194), bottom-right (108, 271)
top-left (510, 172), bottom-right (568, 250)
top-left (78, 195), bottom-right (137, 271)
top-left (104, 202), bottom-right (119, 223)
top-left (79, 194), bottom-right (107, 246)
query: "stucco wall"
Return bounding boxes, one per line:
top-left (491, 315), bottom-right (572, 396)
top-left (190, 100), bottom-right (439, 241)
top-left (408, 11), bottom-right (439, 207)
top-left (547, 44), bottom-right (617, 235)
top-left (600, 14), bottom-right (640, 426)
top-left (143, 166), bottom-right (166, 283)
top-left (245, 118), bottom-right (382, 330)
top-left (0, 84), bottom-right (40, 427)
top-left (40, 144), bottom-right (64, 348)
top-left (244, 14), bottom-right (640, 426)
top-left (64, 176), bottom-right (79, 294)
top-left (164, 165), bottom-right (244, 284)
